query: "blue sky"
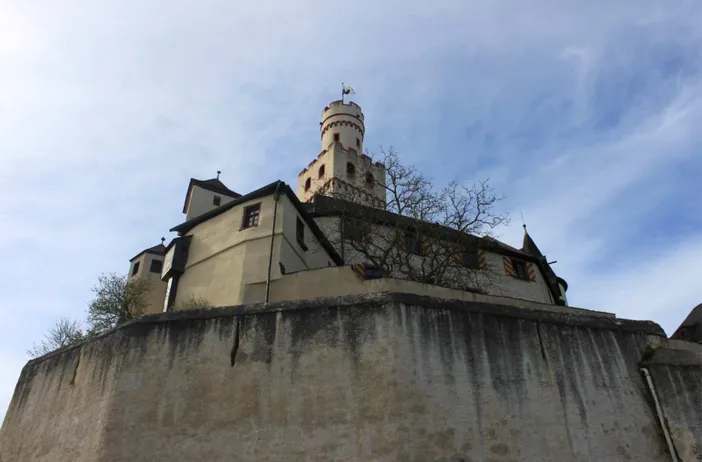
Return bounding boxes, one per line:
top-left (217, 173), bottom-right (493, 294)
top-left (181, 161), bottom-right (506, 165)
top-left (1, 0), bottom-right (701, 421)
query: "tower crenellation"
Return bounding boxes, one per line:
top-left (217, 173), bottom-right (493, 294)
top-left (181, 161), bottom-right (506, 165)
top-left (297, 99), bottom-right (386, 208)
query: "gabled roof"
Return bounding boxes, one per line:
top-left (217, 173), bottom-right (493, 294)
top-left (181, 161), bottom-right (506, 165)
top-left (182, 178), bottom-right (241, 213)
top-left (129, 243), bottom-right (166, 262)
top-left (170, 181), bottom-right (344, 266)
top-left (306, 194), bottom-right (567, 305)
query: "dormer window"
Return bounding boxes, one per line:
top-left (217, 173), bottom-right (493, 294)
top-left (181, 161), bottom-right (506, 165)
top-left (346, 162), bottom-right (355, 177)
top-left (304, 178), bottom-right (311, 191)
top-left (213, 195), bottom-right (221, 206)
top-left (318, 164), bottom-right (325, 178)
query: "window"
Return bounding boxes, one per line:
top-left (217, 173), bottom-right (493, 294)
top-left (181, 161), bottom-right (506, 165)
top-left (318, 164), bottom-right (325, 178)
top-left (346, 162), bottom-right (356, 177)
top-left (364, 266), bottom-right (382, 280)
top-left (356, 138), bottom-right (360, 147)
top-left (333, 133), bottom-right (340, 142)
top-left (344, 219), bottom-right (368, 242)
top-left (404, 233), bottom-right (422, 256)
top-left (365, 172), bottom-right (374, 188)
top-left (460, 249), bottom-right (479, 269)
top-left (242, 203), bottom-right (261, 229)
top-left (296, 217), bottom-right (307, 250)
top-left (150, 259), bottom-right (163, 274)
top-left (131, 261), bottom-right (140, 276)
top-left (512, 259), bottom-right (528, 280)
top-left (304, 177), bottom-right (311, 191)
top-left (213, 195), bottom-right (221, 206)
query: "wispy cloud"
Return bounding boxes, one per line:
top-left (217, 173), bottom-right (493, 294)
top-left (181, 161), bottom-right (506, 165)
top-left (1, 0), bottom-right (701, 421)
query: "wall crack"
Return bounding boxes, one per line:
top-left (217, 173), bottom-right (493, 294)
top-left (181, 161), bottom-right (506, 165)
top-left (230, 317), bottom-right (241, 366)
top-left (69, 352), bottom-right (81, 385)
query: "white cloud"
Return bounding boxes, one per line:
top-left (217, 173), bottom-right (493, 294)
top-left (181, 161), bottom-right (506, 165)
top-left (1, 0), bottom-right (701, 423)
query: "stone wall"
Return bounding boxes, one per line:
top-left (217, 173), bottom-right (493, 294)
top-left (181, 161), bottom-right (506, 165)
top-left (1, 293), bottom-right (695, 461)
top-left (643, 339), bottom-right (702, 461)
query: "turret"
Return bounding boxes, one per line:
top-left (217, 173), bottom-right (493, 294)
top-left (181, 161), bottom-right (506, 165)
top-left (128, 239), bottom-right (168, 315)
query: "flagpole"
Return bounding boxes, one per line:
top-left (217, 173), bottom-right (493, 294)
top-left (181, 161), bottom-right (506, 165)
top-left (341, 82), bottom-right (345, 103)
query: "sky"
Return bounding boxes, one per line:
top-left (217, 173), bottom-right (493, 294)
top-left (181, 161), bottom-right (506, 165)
top-left (1, 0), bottom-right (701, 422)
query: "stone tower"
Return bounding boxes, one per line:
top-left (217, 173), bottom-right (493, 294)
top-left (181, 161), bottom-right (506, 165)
top-left (297, 100), bottom-right (386, 208)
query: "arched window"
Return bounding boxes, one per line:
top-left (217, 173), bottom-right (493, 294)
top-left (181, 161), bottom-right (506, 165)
top-left (318, 164), bottom-right (325, 178)
top-left (346, 162), bottom-right (355, 177)
top-left (304, 177), bottom-right (311, 191)
top-left (365, 172), bottom-right (374, 187)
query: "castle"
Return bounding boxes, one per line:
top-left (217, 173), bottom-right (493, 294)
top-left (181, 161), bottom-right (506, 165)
top-left (128, 99), bottom-right (570, 314)
top-left (3, 98), bottom-right (701, 462)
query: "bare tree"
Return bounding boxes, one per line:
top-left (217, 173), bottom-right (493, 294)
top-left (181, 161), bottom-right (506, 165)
top-left (86, 273), bottom-right (153, 335)
top-left (318, 147), bottom-right (509, 292)
top-left (27, 317), bottom-right (84, 358)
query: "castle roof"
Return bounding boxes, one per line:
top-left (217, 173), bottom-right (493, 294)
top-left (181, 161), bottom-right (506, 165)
top-left (170, 181), bottom-right (344, 266)
top-left (671, 303), bottom-right (702, 343)
top-left (520, 227), bottom-right (568, 299)
top-left (129, 242), bottom-right (166, 262)
top-left (522, 229), bottom-right (544, 258)
top-left (181, 177), bottom-right (241, 213)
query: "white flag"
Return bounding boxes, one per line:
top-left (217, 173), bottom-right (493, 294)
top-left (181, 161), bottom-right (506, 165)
top-left (342, 84), bottom-right (355, 95)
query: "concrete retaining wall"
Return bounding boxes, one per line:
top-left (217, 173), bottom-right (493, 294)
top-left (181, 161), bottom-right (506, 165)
top-left (1, 293), bottom-right (691, 462)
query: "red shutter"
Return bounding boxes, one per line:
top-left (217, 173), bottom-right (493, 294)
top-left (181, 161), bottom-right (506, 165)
top-left (478, 250), bottom-right (487, 269)
top-left (527, 263), bottom-right (536, 281)
top-left (503, 257), bottom-right (516, 277)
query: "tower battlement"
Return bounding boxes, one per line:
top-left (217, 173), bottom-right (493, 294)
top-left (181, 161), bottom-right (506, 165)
top-left (323, 100), bottom-right (364, 120)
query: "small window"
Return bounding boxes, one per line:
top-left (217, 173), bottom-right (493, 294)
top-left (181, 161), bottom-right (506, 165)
top-left (131, 261), bottom-right (140, 276)
top-left (150, 259), bottom-right (163, 274)
top-left (365, 172), bottom-right (374, 188)
top-left (460, 249), bottom-right (479, 269)
top-left (512, 259), bottom-right (528, 280)
top-left (304, 177), bottom-right (311, 191)
top-left (364, 266), bottom-right (382, 280)
top-left (242, 203), bottom-right (261, 229)
top-left (346, 162), bottom-right (356, 177)
top-left (318, 164), bottom-right (325, 178)
top-left (404, 233), bottom-right (422, 256)
top-left (344, 219), bottom-right (368, 242)
top-left (333, 133), bottom-right (340, 142)
top-left (296, 217), bottom-right (308, 251)
top-left (213, 195), bottom-right (221, 206)
top-left (356, 138), bottom-right (360, 148)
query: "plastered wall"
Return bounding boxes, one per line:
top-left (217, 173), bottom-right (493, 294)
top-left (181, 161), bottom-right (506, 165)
top-left (2, 293), bottom-right (689, 462)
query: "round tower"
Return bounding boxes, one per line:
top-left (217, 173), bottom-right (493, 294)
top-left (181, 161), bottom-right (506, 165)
top-left (320, 101), bottom-right (365, 153)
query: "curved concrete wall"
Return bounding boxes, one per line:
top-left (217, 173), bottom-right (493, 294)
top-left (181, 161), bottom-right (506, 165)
top-left (1, 294), bottom-right (686, 462)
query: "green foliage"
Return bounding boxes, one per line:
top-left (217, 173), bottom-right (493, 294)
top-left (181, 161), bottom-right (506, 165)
top-left (27, 317), bottom-right (84, 358)
top-left (86, 273), bottom-right (153, 336)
